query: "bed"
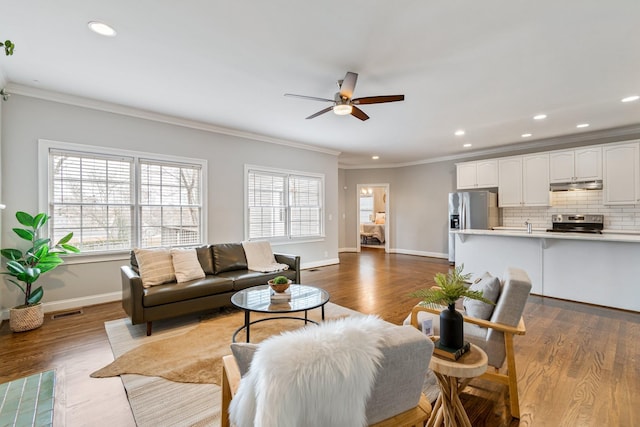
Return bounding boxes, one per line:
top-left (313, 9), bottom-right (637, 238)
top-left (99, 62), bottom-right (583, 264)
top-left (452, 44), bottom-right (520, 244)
top-left (360, 223), bottom-right (385, 243)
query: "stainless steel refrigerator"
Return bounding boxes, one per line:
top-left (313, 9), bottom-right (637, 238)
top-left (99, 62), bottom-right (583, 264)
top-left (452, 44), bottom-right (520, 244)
top-left (448, 191), bottom-right (499, 263)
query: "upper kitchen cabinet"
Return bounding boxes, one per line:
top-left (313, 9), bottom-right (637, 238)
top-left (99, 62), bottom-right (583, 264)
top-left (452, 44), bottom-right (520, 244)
top-left (498, 154), bottom-right (550, 207)
top-left (603, 141), bottom-right (640, 205)
top-left (456, 159), bottom-right (498, 189)
top-left (549, 147), bottom-right (602, 183)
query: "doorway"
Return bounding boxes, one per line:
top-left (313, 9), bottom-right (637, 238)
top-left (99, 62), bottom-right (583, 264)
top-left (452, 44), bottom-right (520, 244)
top-left (356, 183), bottom-right (389, 252)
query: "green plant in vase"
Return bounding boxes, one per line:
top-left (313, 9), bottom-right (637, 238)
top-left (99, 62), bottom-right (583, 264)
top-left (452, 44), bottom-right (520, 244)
top-left (1, 39), bottom-right (15, 56)
top-left (1, 211), bottom-right (79, 331)
top-left (409, 264), bottom-right (493, 348)
top-left (272, 276), bottom-right (289, 285)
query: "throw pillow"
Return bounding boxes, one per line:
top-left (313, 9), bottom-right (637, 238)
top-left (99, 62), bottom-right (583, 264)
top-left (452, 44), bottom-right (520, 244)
top-left (133, 248), bottom-right (176, 288)
top-left (463, 273), bottom-right (501, 320)
top-left (171, 248), bottom-right (206, 282)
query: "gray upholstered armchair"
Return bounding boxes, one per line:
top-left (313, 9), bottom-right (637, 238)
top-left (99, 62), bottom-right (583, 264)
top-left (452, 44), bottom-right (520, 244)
top-left (407, 267), bottom-right (531, 419)
top-left (221, 316), bottom-right (434, 427)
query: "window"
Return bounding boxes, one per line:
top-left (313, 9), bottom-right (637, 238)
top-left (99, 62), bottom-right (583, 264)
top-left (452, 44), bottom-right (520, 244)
top-left (41, 140), bottom-right (206, 254)
top-left (246, 166), bottom-right (323, 241)
top-left (359, 196), bottom-right (373, 223)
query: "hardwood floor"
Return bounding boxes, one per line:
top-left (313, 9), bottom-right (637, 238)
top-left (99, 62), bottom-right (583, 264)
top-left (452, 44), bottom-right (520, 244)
top-left (1, 248), bottom-right (638, 426)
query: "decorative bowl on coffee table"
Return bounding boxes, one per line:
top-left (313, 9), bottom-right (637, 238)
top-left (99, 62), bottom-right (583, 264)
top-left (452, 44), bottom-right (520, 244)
top-left (268, 279), bottom-right (292, 293)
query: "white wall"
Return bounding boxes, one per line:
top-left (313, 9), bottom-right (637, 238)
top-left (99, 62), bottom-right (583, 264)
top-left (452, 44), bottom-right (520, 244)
top-left (0, 94), bottom-right (339, 313)
top-left (339, 161), bottom-right (455, 257)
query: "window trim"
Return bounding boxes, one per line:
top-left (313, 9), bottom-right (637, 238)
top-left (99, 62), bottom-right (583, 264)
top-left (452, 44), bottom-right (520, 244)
top-left (244, 164), bottom-right (325, 244)
top-left (38, 139), bottom-right (208, 261)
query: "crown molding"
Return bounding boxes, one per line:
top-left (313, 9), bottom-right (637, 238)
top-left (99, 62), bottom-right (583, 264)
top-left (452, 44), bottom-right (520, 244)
top-left (339, 123), bottom-right (640, 169)
top-left (4, 83), bottom-right (342, 157)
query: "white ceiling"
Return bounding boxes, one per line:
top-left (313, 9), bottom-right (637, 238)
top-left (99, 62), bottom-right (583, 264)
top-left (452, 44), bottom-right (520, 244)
top-left (1, 1), bottom-right (639, 167)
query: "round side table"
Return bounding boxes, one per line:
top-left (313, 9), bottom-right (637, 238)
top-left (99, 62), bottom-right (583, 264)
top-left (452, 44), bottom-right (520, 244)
top-left (427, 343), bottom-right (488, 427)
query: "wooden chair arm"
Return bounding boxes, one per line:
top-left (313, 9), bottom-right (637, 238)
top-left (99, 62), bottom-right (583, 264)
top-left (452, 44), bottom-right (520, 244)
top-left (410, 304), bottom-right (526, 336)
top-left (223, 355), bottom-right (241, 396)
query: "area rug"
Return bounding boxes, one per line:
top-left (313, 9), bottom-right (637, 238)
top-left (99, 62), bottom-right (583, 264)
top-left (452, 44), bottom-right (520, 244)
top-left (0, 370), bottom-right (55, 427)
top-left (94, 303), bottom-right (438, 427)
top-left (94, 303), bottom-right (361, 426)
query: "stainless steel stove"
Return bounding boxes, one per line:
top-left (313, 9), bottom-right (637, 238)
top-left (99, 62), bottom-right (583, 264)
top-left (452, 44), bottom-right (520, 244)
top-left (547, 214), bottom-right (604, 234)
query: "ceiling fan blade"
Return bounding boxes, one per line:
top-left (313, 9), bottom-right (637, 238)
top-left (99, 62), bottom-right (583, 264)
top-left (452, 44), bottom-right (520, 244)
top-left (352, 95), bottom-right (405, 105)
top-left (285, 93), bottom-right (334, 103)
top-left (339, 72), bottom-right (358, 99)
top-left (306, 106), bottom-right (334, 119)
top-left (350, 106), bottom-right (370, 121)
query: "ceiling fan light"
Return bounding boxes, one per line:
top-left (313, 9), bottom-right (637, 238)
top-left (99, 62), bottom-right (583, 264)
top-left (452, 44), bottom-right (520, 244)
top-left (333, 104), bottom-right (353, 116)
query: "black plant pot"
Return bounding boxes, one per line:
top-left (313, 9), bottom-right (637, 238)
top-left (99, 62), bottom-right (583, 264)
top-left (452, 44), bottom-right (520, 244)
top-left (440, 303), bottom-right (464, 349)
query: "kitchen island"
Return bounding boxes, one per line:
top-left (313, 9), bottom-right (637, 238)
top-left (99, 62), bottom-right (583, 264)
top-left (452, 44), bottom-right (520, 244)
top-left (453, 229), bottom-right (640, 312)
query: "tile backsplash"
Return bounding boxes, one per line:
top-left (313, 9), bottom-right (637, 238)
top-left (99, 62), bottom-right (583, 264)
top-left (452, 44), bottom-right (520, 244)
top-left (501, 190), bottom-right (640, 230)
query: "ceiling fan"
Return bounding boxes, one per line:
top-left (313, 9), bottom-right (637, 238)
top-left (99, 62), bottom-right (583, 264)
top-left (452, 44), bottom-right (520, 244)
top-left (284, 71), bottom-right (404, 121)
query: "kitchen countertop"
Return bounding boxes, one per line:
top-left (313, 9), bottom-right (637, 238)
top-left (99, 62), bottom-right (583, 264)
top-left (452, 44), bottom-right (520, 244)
top-left (453, 228), bottom-right (640, 243)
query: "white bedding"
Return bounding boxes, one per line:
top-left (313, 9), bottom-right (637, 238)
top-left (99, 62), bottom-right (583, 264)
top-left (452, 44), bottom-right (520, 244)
top-left (360, 223), bottom-right (385, 243)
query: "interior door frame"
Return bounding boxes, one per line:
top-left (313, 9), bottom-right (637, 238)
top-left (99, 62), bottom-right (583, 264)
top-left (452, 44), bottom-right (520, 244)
top-left (356, 183), bottom-right (390, 253)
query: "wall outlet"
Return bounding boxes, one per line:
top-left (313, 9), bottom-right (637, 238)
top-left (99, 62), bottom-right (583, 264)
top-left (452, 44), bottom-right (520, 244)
top-left (324, 251), bottom-right (328, 257)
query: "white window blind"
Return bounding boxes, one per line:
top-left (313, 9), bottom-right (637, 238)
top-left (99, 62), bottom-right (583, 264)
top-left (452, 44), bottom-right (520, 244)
top-left (50, 150), bottom-right (134, 252)
top-left (139, 160), bottom-right (202, 247)
top-left (247, 168), bottom-right (323, 240)
top-left (359, 196), bottom-right (373, 223)
top-left (45, 143), bottom-right (205, 253)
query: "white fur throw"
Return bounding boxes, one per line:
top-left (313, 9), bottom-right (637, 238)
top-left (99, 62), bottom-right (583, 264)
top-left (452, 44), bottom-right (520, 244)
top-left (241, 240), bottom-right (289, 273)
top-left (229, 315), bottom-right (389, 427)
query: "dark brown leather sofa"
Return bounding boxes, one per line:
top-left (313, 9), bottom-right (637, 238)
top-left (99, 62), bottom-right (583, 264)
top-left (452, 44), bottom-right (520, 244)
top-left (121, 243), bottom-right (300, 335)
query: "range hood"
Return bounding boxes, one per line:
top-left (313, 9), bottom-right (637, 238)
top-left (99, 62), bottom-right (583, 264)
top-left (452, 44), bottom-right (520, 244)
top-left (549, 180), bottom-right (603, 191)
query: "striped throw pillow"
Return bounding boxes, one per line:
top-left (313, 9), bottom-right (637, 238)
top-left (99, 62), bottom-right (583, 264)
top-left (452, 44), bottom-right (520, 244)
top-left (133, 248), bottom-right (176, 288)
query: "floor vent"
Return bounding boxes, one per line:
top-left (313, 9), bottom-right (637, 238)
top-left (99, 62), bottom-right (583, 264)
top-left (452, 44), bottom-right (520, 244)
top-left (51, 309), bottom-right (83, 319)
top-left (307, 268), bottom-right (320, 272)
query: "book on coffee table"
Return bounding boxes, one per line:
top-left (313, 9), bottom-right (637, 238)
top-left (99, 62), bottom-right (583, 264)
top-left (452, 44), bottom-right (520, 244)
top-left (270, 289), bottom-right (291, 302)
top-left (432, 339), bottom-right (470, 361)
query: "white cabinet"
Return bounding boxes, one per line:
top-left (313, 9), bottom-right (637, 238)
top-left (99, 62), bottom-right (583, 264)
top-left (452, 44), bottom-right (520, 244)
top-left (549, 147), bottom-right (602, 183)
top-left (523, 153), bottom-right (551, 206)
top-left (498, 157), bottom-right (523, 207)
top-left (603, 142), bottom-right (640, 205)
top-left (456, 160), bottom-right (498, 189)
top-left (498, 154), bottom-right (550, 207)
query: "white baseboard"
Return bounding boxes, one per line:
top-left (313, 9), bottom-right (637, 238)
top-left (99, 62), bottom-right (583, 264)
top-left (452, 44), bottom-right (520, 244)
top-left (389, 248), bottom-right (448, 259)
top-left (339, 246), bottom-right (447, 259)
top-left (301, 258), bottom-right (340, 269)
top-left (1, 291), bottom-right (122, 320)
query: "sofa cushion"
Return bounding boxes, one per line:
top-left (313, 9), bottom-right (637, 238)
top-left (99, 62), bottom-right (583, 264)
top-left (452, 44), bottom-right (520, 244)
top-left (142, 276), bottom-right (234, 307)
top-left (196, 245), bottom-right (215, 275)
top-left (171, 248), bottom-right (206, 282)
top-left (133, 248), bottom-right (176, 288)
top-left (213, 243), bottom-right (248, 273)
top-left (216, 269), bottom-right (297, 291)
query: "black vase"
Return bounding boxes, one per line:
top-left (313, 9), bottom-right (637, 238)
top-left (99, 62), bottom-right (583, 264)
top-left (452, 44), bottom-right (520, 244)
top-left (440, 303), bottom-right (464, 349)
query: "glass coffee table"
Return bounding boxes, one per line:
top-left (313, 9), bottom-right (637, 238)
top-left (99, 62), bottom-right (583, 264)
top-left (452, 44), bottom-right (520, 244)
top-left (230, 284), bottom-right (330, 343)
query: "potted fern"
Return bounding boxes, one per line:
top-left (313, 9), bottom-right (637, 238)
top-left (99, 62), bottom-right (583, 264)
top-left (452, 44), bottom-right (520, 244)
top-left (409, 264), bottom-right (493, 349)
top-left (1, 211), bottom-right (79, 332)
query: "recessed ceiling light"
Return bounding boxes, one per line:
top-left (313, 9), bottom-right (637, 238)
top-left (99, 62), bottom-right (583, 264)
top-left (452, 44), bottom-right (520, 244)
top-left (621, 95), bottom-right (639, 103)
top-left (372, 156), bottom-right (379, 160)
top-left (521, 133), bottom-right (532, 138)
top-left (88, 21), bottom-right (117, 37)
top-left (463, 143), bottom-right (472, 148)
top-left (454, 130), bottom-right (465, 136)
top-left (576, 123), bottom-right (590, 128)
top-left (533, 114), bottom-right (547, 120)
